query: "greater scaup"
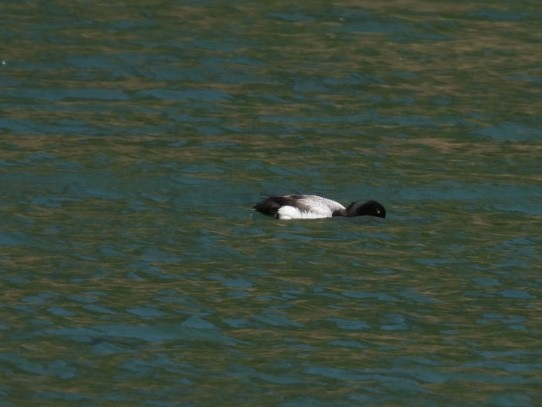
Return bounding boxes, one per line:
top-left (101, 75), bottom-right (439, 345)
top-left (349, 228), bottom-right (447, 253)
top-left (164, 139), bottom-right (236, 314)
top-left (253, 194), bottom-right (386, 220)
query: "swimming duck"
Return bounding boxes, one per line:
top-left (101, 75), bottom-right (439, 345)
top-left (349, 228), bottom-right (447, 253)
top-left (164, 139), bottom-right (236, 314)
top-left (253, 194), bottom-right (386, 220)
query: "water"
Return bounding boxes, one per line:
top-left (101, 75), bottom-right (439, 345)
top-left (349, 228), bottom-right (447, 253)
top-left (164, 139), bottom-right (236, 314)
top-left (1, 1), bottom-right (541, 406)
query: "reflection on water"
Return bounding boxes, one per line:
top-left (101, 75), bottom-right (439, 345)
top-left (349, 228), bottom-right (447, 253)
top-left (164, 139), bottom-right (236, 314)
top-left (1, 0), bottom-right (541, 405)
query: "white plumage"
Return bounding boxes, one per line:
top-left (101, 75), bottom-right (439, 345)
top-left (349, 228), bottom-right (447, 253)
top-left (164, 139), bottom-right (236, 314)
top-left (277, 195), bottom-right (344, 219)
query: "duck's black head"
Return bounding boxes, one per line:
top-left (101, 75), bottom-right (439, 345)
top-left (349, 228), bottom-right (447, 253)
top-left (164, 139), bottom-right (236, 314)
top-left (346, 200), bottom-right (386, 218)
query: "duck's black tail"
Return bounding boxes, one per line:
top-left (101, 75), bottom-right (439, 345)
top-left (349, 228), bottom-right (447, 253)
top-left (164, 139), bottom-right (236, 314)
top-left (253, 196), bottom-right (292, 219)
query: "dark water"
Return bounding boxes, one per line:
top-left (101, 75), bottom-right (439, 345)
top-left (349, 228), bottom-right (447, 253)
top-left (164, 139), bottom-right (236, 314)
top-left (1, 1), bottom-right (541, 406)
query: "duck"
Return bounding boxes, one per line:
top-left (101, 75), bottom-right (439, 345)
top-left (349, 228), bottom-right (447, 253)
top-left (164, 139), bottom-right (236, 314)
top-left (253, 194), bottom-right (386, 220)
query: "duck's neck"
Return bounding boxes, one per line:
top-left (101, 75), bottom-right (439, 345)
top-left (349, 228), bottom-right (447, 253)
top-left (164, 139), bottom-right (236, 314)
top-left (332, 209), bottom-right (348, 217)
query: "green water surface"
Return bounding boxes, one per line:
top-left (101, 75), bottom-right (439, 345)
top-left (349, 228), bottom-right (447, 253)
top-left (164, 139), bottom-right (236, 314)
top-left (1, 1), bottom-right (541, 406)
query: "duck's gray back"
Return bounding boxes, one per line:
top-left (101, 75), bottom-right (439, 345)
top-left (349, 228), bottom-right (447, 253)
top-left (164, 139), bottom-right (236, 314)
top-left (289, 195), bottom-right (345, 215)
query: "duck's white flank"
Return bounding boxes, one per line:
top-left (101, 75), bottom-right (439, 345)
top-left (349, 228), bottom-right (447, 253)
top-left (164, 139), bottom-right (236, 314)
top-left (277, 195), bottom-right (345, 220)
